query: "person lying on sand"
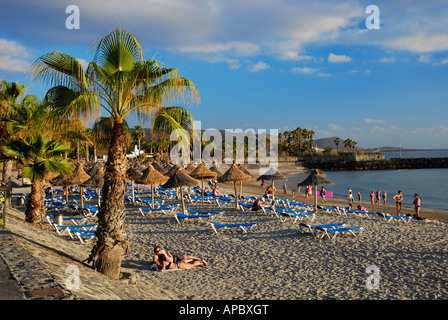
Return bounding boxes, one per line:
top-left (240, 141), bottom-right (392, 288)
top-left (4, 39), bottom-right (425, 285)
top-left (152, 247), bottom-right (207, 271)
top-left (159, 254), bottom-right (207, 271)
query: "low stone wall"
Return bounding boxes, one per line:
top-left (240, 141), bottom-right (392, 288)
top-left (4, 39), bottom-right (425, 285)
top-left (299, 157), bottom-right (448, 171)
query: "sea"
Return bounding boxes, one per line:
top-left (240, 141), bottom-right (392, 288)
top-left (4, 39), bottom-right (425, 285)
top-left (285, 149), bottom-right (448, 212)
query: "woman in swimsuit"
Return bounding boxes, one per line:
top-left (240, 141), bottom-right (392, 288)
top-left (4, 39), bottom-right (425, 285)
top-left (158, 253), bottom-right (207, 271)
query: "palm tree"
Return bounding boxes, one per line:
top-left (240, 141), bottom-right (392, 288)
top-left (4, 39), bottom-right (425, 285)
top-left (2, 135), bottom-right (73, 226)
top-left (0, 80), bottom-right (27, 186)
top-left (30, 28), bottom-right (199, 278)
top-left (132, 125), bottom-right (146, 157)
top-left (334, 137), bottom-right (340, 151)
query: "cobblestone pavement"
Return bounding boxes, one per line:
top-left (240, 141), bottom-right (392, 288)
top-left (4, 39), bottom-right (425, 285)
top-left (0, 207), bottom-right (176, 300)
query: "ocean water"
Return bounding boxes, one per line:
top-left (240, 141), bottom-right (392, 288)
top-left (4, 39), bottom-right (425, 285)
top-left (284, 150), bottom-right (448, 211)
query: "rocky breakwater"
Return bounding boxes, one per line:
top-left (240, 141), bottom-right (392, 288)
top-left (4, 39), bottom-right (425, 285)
top-left (299, 156), bottom-right (448, 171)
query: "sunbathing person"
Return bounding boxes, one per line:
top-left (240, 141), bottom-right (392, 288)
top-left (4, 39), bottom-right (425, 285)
top-left (152, 246), bottom-right (207, 270)
top-left (251, 198), bottom-right (272, 211)
top-left (212, 186), bottom-right (224, 197)
top-left (157, 250), bottom-right (207, 271)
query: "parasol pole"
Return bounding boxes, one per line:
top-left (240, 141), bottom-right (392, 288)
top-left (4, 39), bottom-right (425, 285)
top-left (314, 184), bottom-right (318, 213)
top-left (80, 186), bottom-right (84, 208)
top-left (180, 187), bottom-right (186, 214)
top-left (234, 181), bottom-right (239, 210)
top-left (151, 183), bottom-right (155, 208)
top-left (201, 177), bottom-right (205, 204)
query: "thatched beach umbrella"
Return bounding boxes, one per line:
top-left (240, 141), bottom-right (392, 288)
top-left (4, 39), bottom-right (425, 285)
top-left (190, 163), bottom-right (218, 204)
top-left (185, 162), bottom-right (197, 174)
top-left (60, 164), bottom-right (91, 207)
top-left (298, 169), bottom-right (334, 212)
top-left (257, 168), bottom-right (287, 204)
top-left (126, 165), bottom-right (143, 203)
top-left (161, 168), bottom-right (198, 213)
top-left (81, 165), bottom-right (104, 206)
top-left (136, 163), bottom-right (169, 208)
top-left (237, 164), bottom-right (253, 199)
top-left (218, 163), bottom-right (252, 210)
top-left (151, 161), bottom-right (168, 175)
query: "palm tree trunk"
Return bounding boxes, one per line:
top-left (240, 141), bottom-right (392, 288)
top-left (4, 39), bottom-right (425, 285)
top-left (25, 178), bottom-right (46, 226)
top-left (1, 159), bottom-right (13, 187)
top-left (88, 120), bottom-right (129, 279)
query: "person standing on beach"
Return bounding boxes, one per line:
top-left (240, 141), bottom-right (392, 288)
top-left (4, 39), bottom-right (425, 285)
top-left (283, 183), bottom-right (287, 195)
top-left (376, 190), bottom-right (381, 205)
top-left (382, 190), bottom-right (387, 205)
top-left (297, 181), bottom-right (301, 193)
top-left (392, 190), bottom-right (403, 215)
top-left (347, 188), bottom-right (354, 209)
top-left (413, 193), bottom-right (421, 218)
top-left (369, 191), bottom-right (375, 205)
top-left (357, 192), bottom-right (362, 204)
top-left (320, 186), bottom-right (327, 203)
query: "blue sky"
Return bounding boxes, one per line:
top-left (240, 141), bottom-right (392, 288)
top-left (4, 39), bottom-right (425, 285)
top-left (1, 0), bottom-right (448, 149)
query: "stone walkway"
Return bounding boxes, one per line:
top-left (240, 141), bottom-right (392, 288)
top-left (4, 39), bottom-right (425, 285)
top-left (0, 207), bottom-right (175, 300)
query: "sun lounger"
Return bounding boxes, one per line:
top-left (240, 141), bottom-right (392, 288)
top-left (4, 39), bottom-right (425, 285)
top-left (376, 212), bottom-right (412, 223)
top-left (138, 203), bottom-right (180, 216)
top-left (272, 208), bottom-right (315, 223)
top-left (210, 221), bottom-right (257, 234)
top-left (346, 209), bottom-right (375, 219)
top-left (71, 228), bottom-right (97, 244)
top-left (175, 212), bottom-right (221, 224)
top-left (318, 226), bottom-right (363, 239)
top-left (299, 222), bottom-right (346, 236)
top-left (51, 222), bottom-right (97, 238)
top-left (46, 214), bottom-right (88, 226)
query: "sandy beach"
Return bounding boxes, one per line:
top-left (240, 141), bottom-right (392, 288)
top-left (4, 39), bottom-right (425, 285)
top-left (1, 162), bottom-right (447, 304)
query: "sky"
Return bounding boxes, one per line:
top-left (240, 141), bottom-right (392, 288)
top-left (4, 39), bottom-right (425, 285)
top-left (1, 0), bottom-right (448, 149)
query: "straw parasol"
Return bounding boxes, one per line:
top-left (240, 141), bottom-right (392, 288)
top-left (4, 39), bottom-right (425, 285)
top-left (218, 163), bottom-right (252, 210)
top-left (81, 165), bottom-right (104, 206)
top-left (161, 168), bottom-right (198, 213)
top-left (298, 169), bottom-right (334, 212)
top-left (59, 164), bottom-right (91, 207)
top-left (190, 163), bottom-right (218, 204)
top-left (135, 163), bottom-right (169, 208)
top-left (185, 162), bottom-right (197, 174)
top-left (126, 165), bottom-right (144, 203)
top-left (256, 168), bottom-right (287, 204)
top-left (152, 161), bottom-right (168, 175)
top-left (237, 164), bottom-right (253, 199)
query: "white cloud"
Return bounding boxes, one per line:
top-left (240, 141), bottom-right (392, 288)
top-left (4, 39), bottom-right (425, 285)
top-left (249, 61), bottom-right (270, 72)
top-left (0, 56), bottom-right (30, 72)
top-left (365, 118), bottom-right (384, 124)
top-left (380, 57), bottom-right (396, 63)
top-left (328, 53), bottom-right (352, 62)
top-left (328, 123), bottom-right (344, 131)
top-left (0, 38), bottom-right (31, 73)
top-left (292, 67), bottom-right (319, 74)
top-left (441, 58), bottom-right (448, 64)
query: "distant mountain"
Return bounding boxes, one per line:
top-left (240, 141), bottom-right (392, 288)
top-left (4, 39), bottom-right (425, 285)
top-left (314, 137), bottom-right (345, 150)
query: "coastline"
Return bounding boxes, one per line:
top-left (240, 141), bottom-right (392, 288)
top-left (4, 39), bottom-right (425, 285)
top-left (228, 162), bottom-right (448, 224)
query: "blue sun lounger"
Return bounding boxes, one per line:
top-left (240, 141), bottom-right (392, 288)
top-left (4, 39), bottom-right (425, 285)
top-left (46, 215), bottom-right (88, 226)
top-left (273, 208), bottom-right (315, 223)
top-left (175, 212), bottom-right (221, 224)
top-left (211, 221), bottom-right (257, 234)
top-left (376, 212), bottom-right (412, 223)
top-left (138, 203), bottom-right (180, 215)
top-left (299, 222), bottom-right (346, 236)
top-left (318, 226), bottom-right (363, 239)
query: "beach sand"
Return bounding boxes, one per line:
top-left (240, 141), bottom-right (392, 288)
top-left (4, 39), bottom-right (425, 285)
top-left (1, 162), bottom-right (447, 302)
